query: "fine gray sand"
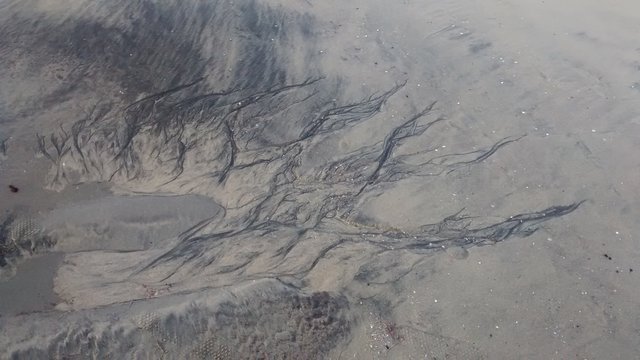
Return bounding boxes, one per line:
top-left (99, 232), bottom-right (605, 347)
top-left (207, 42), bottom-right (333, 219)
top-left (1, 0), bottom-right (639, 358)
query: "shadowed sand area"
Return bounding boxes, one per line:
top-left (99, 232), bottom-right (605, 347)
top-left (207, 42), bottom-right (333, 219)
top-left (1, 0), bottom-right (639, 358)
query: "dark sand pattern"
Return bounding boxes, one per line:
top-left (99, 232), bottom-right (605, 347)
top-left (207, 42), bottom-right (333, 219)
top-left (6, 280), bottom-right (351, 359)
top-left (2, 0), bottom-right (640, 358)
top-left (0, 212), bottom-right (54, 275)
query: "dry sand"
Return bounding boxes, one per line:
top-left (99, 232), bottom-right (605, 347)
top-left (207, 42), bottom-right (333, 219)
top-left (1, 0), bottom-right (639, 358)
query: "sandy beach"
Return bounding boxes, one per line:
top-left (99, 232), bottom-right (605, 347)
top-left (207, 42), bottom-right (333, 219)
top-left (1, 0), bottom-right (639, 358)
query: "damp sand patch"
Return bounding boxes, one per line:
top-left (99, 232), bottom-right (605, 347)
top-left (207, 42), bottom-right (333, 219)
top-left (0, 252), bottom-right (62, 316)
top-left (42, 194), bottom-right (223, 252)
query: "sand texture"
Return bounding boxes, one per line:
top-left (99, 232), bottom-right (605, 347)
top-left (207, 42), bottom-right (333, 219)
top-left (1, 0), bottom-right (639, 358)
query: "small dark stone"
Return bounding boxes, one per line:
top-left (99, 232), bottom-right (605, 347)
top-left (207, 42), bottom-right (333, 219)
top-left (630, 268), bottom-right (633, 272)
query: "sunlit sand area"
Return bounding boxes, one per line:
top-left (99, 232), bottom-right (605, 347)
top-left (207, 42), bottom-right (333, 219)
top-left (1, 0), bottom-right (639, 358)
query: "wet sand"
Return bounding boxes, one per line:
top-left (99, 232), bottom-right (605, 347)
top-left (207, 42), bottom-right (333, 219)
top-left (1, 0), bottom-right (639, 358)
top-left (0, 253), bottom-right (61, 316)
